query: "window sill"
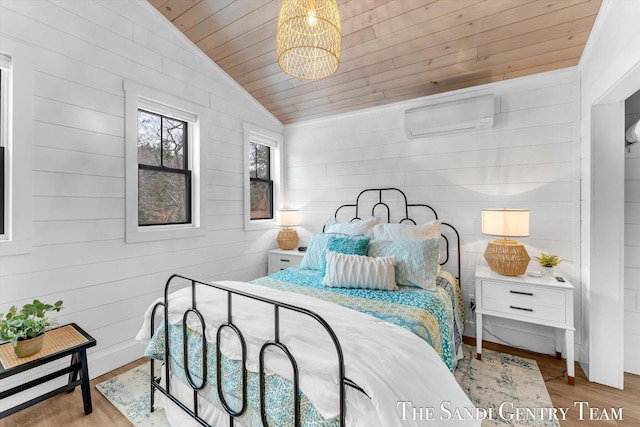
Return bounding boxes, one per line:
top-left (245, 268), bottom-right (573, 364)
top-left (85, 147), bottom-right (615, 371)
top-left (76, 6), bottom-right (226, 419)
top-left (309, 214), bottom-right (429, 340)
top-left (244, 218), bottom-right (278, 232)
top-left (126, 224), bottom-right (206, 243)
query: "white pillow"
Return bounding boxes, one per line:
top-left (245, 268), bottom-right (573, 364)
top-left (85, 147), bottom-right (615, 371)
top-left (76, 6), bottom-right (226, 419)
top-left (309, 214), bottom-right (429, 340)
top-left (324, 216), bottom-right (380, 235)
top-left (322, 250), bottom-right (397, 291)
top-left (371, 220), bottom-right (441, 240)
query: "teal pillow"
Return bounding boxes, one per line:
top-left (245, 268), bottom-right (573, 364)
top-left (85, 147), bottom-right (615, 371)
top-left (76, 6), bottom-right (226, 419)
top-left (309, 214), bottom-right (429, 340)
top-left (300, 233), bottom-right (371, 272)
top-left (367, 239), bottom-right (440, 290)
top-left (299, 233), bottom-right (348, 271)
top-left (326, 235), bottom-right (370, 256)
top-left (323, 235), bottom-right (370, 272)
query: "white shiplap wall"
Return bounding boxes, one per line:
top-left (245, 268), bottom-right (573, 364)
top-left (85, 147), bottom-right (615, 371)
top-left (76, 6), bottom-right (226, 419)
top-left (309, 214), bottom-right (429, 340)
top-left (625, 91), bottom-right (640, 375)
top-left (284, 68), bottom-right (581, 356)
top-left (0, 0), bottom-right (281, 409)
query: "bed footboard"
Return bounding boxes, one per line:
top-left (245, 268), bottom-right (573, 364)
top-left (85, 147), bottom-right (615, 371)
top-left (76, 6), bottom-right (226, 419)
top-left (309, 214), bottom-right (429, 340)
top-left (149, 273), bottom-right (348, 427)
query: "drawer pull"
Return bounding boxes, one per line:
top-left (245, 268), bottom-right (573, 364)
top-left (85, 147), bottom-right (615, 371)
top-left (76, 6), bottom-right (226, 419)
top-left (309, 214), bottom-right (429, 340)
top-left (510, 305), bottom-right (533, 312)
top-left (280, 259), bottom-right (290, 262)
top-left (510, 290), bottom-right (533, 296)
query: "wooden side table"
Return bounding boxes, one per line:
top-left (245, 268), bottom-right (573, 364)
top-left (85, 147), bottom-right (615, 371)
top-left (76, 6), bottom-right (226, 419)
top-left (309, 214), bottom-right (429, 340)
top-left (0, 323), bottom-right (97, 418)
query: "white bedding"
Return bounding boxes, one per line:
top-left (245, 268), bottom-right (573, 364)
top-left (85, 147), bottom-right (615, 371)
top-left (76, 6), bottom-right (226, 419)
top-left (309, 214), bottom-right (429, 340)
top-left (137, 280), bottom-right (479, 427)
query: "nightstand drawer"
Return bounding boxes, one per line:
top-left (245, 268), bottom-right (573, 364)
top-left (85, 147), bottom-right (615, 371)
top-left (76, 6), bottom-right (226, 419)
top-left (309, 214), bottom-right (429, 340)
top-left (483, 281), bottom-right (565, 307)
top-left (481, 280), bottom-right (566, 323)
top-left (268, 249), bottom-right (304, 274)
top-left (482, 296), bottom-right (566, 323)
top-left (271, 256), bottom-right (295, 271)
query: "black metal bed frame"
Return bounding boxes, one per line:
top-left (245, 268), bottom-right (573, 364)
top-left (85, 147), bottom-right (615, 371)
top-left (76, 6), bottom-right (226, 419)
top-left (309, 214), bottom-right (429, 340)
top-left (149, 274), bottom-right (348, 427)
top-left (149, 187), bottom-right (461, 427)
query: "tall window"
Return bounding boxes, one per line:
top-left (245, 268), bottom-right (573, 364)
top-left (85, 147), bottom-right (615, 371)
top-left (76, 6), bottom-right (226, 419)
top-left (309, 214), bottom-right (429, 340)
top-left (0, 143), bottom-right (4, 236)
top-left (249, 141), bottom-right (272, 220)
top-left (137, 109), bottom-right (191, 226)
top-left (124, 80), bottom-right (205, 243)
top-left (0, 48), bottom-right (31, 254)
top-left (0, 65), bottom-right (7, 238)
top-left (243, 122), bottom-right (282, 231)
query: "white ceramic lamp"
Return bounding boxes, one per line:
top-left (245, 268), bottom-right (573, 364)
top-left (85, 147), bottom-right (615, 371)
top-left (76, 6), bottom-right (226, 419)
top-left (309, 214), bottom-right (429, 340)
top-left (276, 210), bottom-right (300, 250)
top-left (481, 208), bottom-right (530, 276)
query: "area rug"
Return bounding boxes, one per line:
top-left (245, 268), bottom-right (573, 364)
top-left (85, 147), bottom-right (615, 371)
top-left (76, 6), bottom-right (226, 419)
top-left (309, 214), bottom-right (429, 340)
top-left (454, 344), bottom-right (560, 427)
top-left (98, 346), bottom-right (558, 427)
top-left (96, 364), bottom-right (170, 426)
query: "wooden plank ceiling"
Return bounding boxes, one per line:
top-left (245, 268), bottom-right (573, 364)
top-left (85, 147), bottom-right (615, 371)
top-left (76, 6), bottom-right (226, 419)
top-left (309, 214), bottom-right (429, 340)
top-left (149, 0), bottom-right (602, 124)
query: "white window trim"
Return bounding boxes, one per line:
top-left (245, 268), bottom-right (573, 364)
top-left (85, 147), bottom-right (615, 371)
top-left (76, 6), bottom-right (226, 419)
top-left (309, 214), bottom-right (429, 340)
top-left (0, 47), bottom-right (32, 256)
top-left (124, 80), bottom-right (206, 243)
top-left (0, 55), bottom-right (9, 240)
top-left (243, 122), bottom-right (283, 231)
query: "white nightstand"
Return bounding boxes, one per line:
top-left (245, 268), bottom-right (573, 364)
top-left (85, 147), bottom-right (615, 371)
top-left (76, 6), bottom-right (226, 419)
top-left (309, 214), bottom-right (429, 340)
top-left (267, 248), bottom-right (305, 274)
top-left (474, 265), bottom-right (575, 384)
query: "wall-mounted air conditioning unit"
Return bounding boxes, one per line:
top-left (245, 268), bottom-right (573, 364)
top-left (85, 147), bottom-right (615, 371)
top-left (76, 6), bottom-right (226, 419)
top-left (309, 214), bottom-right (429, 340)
top-left (404, 94), bottom-right (495, 139)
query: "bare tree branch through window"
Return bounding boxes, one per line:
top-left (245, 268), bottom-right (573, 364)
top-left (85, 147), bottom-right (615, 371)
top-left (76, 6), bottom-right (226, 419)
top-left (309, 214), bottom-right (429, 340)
top-left (137, 109), bottom-right (191, 226)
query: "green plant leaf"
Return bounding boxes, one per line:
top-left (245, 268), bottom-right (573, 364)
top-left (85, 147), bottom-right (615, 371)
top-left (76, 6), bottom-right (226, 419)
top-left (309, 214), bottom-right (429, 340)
top-left (0, 299), bottom-right (64, 346)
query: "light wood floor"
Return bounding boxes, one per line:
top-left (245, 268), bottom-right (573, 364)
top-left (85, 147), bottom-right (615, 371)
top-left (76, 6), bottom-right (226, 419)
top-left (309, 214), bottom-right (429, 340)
top-left (0, 358), bottom-right (147, 427)
top-left (466, 339), bottom-right (640, 427)
top-left (1, 343), bottom-right (638, 427)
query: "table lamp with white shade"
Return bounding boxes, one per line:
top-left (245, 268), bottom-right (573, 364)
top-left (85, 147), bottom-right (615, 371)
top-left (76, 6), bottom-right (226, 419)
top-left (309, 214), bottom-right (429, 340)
top-left (276, 209), bottom-right (300, 250)
top-left (481, 208), bottom-right (530, 276)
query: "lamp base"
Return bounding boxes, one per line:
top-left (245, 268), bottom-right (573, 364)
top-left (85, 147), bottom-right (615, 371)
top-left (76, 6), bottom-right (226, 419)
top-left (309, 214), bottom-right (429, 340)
top-left (484, 239), bottom-right (530, 276)
top-left (277, 228), bottom-right (299, 250)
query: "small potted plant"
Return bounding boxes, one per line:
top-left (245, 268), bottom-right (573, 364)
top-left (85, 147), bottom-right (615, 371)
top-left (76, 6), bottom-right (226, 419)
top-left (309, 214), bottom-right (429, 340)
top-left (534, 252), bottom-right (561, 277)
top-left (0, 300), bottom-right (63, 358)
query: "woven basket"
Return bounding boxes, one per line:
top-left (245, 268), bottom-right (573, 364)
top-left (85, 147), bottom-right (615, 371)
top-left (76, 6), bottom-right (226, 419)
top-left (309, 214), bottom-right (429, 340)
top-left (484, 239), bottom-right (530, 276)
top-left (277, 228), bottom-right (299, 250)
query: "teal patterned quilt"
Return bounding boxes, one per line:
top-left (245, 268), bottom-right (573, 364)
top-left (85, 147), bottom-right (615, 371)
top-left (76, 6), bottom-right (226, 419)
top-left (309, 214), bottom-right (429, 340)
top-left (251, 267), bottom-right (465, 372)
top-left (145, 324), bottom-right (339, 426)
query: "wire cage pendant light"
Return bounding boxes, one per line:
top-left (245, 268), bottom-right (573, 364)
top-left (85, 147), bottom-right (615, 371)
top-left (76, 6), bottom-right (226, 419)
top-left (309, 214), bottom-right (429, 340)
top-left (277, 0), bottom-right (342, 80)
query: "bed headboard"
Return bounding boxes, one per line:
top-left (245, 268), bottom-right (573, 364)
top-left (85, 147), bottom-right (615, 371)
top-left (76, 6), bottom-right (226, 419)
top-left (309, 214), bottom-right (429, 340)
top-left (330, 187), bottom-right (461, 281)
